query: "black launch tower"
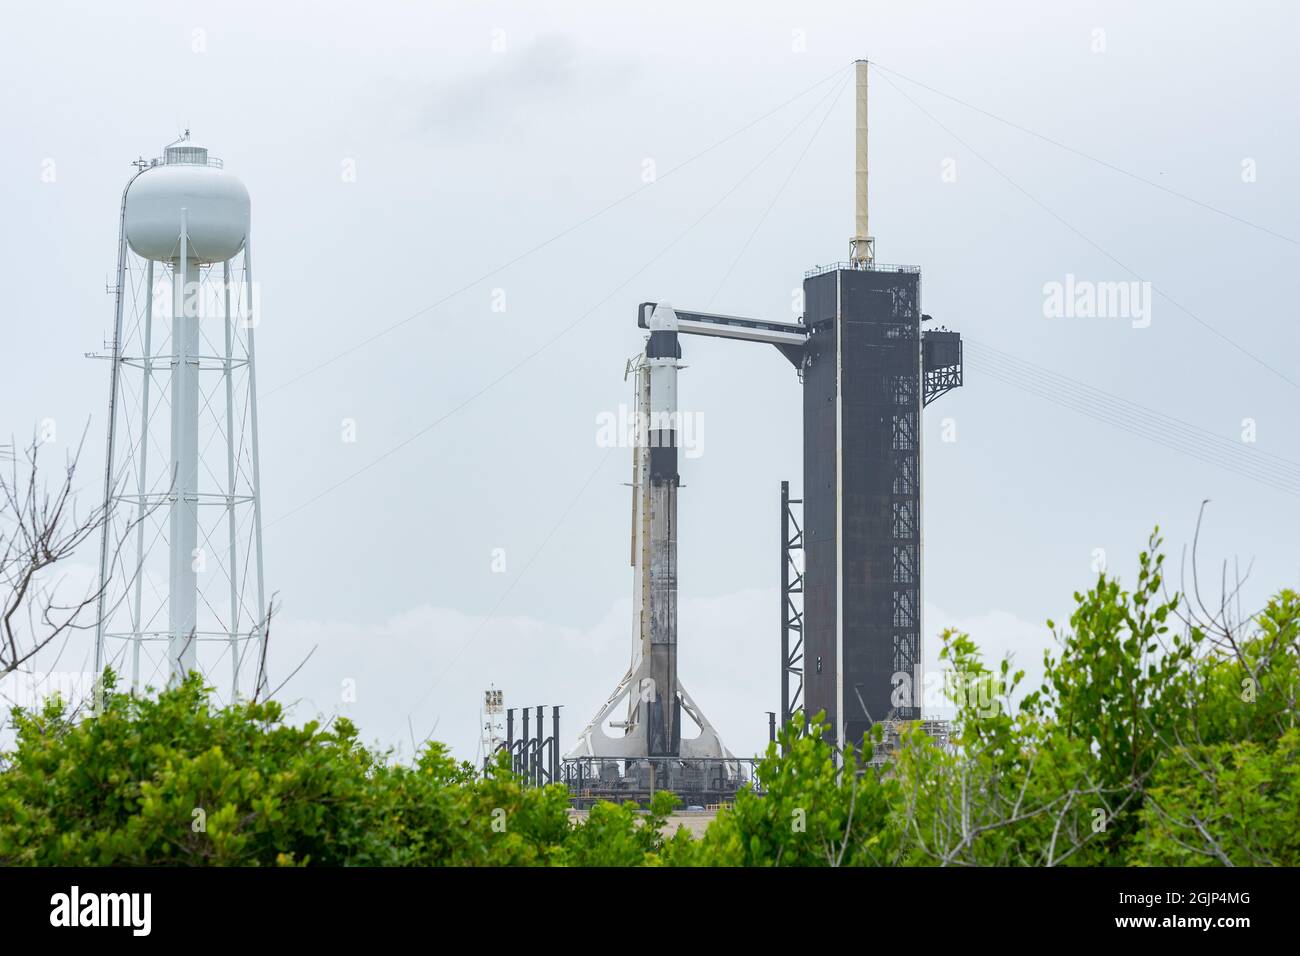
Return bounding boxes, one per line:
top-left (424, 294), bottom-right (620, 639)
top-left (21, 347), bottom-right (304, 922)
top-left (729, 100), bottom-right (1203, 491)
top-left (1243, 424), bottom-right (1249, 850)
top-left (798, 263), bottom-right (961, 747)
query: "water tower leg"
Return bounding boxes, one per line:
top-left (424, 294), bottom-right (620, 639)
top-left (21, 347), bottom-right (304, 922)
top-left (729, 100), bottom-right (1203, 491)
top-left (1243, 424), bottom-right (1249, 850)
top-left (94, 171), bottom-right (137, 679)
top-left (243, 232), bottom-right (269, 698)
top-left (168, 211), bottom-right (199, 682)
top-left (222, 260), bottom-right (240, 697)
top-left (130, 259), bottom-right (155, 691)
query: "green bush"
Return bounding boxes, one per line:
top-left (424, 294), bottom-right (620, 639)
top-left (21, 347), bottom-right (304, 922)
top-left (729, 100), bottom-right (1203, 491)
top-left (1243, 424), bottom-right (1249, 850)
top-left (2, 532), bottom-right (1295, 866)
top-left (0, 677), bottom-right (575, 866)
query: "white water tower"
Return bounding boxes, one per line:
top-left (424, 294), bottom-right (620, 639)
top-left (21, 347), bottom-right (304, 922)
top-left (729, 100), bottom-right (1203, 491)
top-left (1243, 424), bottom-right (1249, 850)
top-left (94, 133), bottom-right (268, 699)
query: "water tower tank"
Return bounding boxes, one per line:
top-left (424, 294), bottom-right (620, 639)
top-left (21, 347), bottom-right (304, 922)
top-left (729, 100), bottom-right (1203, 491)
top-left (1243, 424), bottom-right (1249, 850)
top-left (125, 141), bottom-right (250, 263)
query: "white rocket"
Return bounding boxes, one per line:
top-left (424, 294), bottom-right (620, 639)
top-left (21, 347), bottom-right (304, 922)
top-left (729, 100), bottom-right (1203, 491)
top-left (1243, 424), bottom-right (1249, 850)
top-left (643, 302), bottom-right (681, 755)
top-left (567, 304), bottom-right (731, 760)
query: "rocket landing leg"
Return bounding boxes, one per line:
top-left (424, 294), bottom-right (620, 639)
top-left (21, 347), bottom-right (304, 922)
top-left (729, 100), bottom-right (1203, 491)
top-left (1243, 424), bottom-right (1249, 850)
top-left (564, 656), bottom-right (734, 761)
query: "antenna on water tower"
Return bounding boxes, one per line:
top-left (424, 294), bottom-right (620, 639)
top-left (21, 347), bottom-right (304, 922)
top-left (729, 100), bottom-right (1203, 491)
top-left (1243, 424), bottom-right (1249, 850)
top-left (93, 132), bottom-right (269, 701)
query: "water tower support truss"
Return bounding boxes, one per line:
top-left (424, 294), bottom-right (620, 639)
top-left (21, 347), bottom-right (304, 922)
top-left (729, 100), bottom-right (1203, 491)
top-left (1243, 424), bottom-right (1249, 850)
top-left (93, 141), bottom-right (268, 702)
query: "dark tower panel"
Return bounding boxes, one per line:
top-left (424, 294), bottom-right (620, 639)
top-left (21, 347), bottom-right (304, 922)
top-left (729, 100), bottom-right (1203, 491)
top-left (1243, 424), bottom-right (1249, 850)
top-left (802, 265), bottom-right (923, 748)
top-left (801, 271), bottom-right (839, 738)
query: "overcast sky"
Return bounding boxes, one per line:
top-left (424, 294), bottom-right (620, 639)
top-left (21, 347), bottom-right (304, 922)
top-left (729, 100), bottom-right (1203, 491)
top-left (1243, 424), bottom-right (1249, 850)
top-left (2, 0), bottom-right (1297, 763)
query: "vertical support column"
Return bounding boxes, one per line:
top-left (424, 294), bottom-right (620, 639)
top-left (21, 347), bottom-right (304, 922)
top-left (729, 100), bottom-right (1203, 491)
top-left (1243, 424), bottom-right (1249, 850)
top-left (534, 705), bottom-right (544, 786)
top-left (834, 271), bottom-right (845, 753)
top-left (95, 169), bottom-right (139, 679)
top-left (223, 260), bottom-right (240, 698)
top-left (521, 707), bottom-right (530, 779)
top-left (780, 481), bottom-right (804, 732)
top-left (130, 260), bottom-right (155, 691)
top-left (242, 231), bottom-right (269, 698)
top-left (168, 209), bottom-right (199, 682)
top-left (915, 288), bottom-right (926, 718)
top-left (551, 707), bottom-right (560, 787)
top-left (780, 481), bottom-right (790, 724)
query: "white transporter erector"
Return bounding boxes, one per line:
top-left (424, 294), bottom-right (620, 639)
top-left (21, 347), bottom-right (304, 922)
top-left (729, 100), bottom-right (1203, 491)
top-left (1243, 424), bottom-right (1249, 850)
top-left (93, 134), bottom-right (268, 700)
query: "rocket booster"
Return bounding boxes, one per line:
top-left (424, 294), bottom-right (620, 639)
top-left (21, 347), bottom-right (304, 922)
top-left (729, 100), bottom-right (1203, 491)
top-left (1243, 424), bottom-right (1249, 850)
top-left (565, 301), bottom-right (735, 763)
top-left (644, 304), bottom-right (681, 755)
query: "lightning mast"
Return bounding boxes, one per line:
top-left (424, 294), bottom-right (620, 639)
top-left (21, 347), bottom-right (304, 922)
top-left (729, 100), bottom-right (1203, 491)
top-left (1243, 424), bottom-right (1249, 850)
top-left (850, 59), bottom-right (875, 265)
